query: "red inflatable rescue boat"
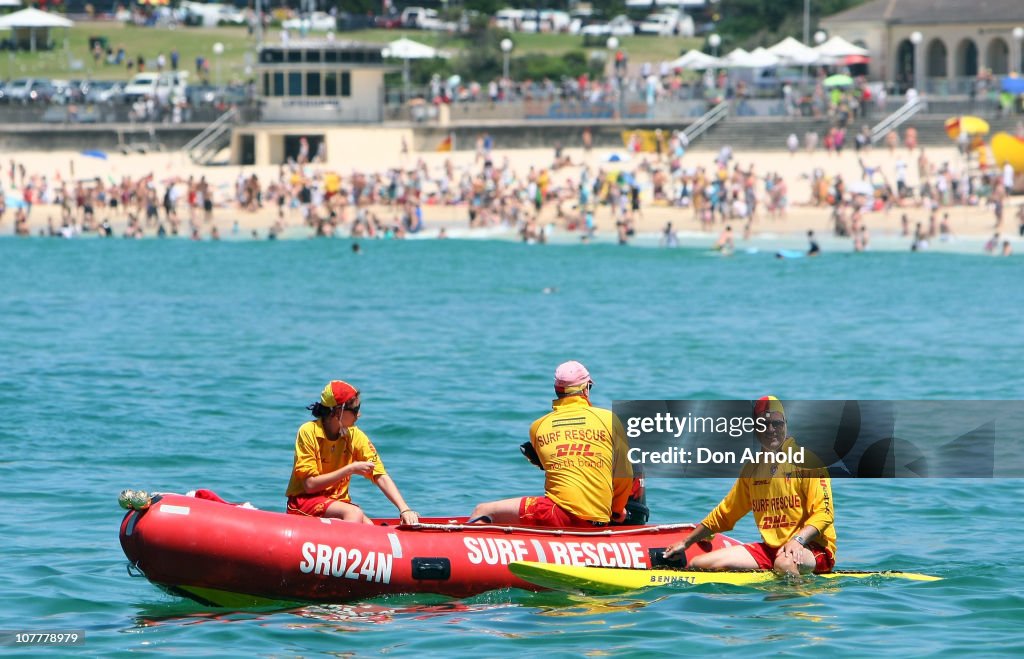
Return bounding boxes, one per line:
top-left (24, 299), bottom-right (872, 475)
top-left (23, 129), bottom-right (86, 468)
top-left (119, 491), bottom-right (739, 607)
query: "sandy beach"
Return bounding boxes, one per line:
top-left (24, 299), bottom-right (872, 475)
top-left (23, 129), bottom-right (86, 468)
top-left (3, 140), bottom-right (1020, 251)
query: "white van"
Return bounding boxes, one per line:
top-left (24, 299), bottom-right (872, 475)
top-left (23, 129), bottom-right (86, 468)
top-left (122, 73), bottom-right (161, 103)
top-left (637, 10), bottom-right (694, 37)
top-left (123, 71), bottom-right (189, 104)
top-left (539, 10), bottom-right (570, 33)
top-left (400, 6), bottom-right (439, 29)
top-left (494, 8), bottom-right (523, 31)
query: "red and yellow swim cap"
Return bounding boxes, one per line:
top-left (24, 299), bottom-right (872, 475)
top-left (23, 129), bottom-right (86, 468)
top-left (321, 380), bottom-right (358, 408)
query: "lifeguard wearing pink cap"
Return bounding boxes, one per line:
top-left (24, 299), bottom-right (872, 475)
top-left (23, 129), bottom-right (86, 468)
top-left (554, 361), bottom-right (592, 390)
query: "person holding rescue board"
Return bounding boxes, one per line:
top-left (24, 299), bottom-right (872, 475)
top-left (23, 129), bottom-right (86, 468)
top-left (664, 396), bottom-right (836, 576)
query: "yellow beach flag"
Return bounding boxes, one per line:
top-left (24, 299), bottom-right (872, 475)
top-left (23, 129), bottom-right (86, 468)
top-left (620, 130), bottom-right (661, 153)
top-left (436, 133), bottom-right (454, 152)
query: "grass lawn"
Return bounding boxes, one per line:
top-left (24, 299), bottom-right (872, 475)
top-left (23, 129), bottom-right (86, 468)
top-left (2, 22), bottom-right (701, 82)
top-left (344, 29), bottom-right (702, 63)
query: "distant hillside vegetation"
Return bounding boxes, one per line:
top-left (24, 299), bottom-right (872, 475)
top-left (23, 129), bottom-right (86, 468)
top-left (696, 0), bottom-right (870, 49)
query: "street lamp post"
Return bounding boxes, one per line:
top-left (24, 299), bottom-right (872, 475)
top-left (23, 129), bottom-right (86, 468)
top-left (212, 41), bottom-right (224, 87)
top-left (814, 30), bottom-right (827, 88)
top-left (802, 0), bottom-right (811, 90)
top-left (607, 36), bottom-right (623, 118)
top-left (708, 34), bottom-right (721, 99)
top-left (1013, 26), bottom-right (1024, 75)
top-left (910, 31), bottom-right (923, 95)
top-left (500, 38), bottom-right (513, 81)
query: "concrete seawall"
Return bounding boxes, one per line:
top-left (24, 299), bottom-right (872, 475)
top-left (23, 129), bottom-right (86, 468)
top-left (2, 115), bottom-right (1020, 157)
top-left (0, 124), bottom-right (209, 153)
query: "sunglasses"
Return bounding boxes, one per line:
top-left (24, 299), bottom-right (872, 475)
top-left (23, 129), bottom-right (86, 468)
top-left (335, 402), bottom-right (361, 416)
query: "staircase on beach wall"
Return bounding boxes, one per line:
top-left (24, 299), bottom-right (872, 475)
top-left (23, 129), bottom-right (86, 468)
top-left (184, 107), bottom-right (238, 165)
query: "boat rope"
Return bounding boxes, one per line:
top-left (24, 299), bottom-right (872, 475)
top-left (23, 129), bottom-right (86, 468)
top-left (405, 522), bottom-right (698, 536)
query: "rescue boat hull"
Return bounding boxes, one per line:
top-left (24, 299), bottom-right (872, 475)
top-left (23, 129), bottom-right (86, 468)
top-left (119, 493), bottom-right (739, 606)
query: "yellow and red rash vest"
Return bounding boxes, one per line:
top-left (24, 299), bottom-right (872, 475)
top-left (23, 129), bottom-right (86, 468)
top-left (285, 420), bottom-right (387, 500)
top-left (701, 437), bottom-right (836, 557)
top-left (529, 397), bottom-right (633, 523)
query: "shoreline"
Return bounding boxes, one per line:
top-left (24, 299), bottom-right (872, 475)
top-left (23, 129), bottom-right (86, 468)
top-left (3, 223), bottom-right (1013, 256)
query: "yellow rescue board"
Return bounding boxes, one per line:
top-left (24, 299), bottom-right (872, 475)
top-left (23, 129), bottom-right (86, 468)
top-left (509, 561), bottom-right (941, 594)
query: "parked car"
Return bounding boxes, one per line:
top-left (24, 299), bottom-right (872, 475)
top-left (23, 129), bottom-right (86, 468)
top-left (85, 80), bottom-right (125, 104)
top-left (400, 6), bottom-right (438, 29)
top-left (281, 11), bottom-right (336, 31)
top-left (637, 10), bottom-right (694, 37)
top-left (186, 83), bottom-right (250, 108)
top-left (374, 12), bottom-right (402, 28)
top-left (123, 71), bottom-right (188, 104)
top-left (5, 78), bottom-right (55, 104)
top-left (637, 13), bottom-right (673, 36)
top-left (539, 10), bottom-right (571, 33)
top-left (122, 73), bottom-right (161, 103)
top-left (179, 2), bottom-right (246, 27)
top-left (50, 79), bottom-right (87, 104)
top-left (494, 8), bottom-right (523, 31)
top-left (580, 14), bottom-right (635, 37)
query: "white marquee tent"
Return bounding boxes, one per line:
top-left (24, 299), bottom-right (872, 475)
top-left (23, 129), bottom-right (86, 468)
top-left (0, 7), bottom-right (73, 51)
top-left (670, 48), bottom-right (721, 70)
top-left (814, 35), bottom-right (869, 62)
top-left (749, 47), bottom-right (781, 67)
top-left (720, 47), bottom-right (780, 69)
top-left (767, 36), bottom-right (820, 66)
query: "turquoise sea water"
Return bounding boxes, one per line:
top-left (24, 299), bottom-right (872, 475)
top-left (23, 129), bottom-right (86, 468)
top-left (1, 238), bottom-right (1022, 656)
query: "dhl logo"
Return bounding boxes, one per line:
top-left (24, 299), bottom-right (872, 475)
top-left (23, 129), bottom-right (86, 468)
top-left (555, 443), bottom-right (595, 458)
top-left (759, 514), bottom-right (797, 530)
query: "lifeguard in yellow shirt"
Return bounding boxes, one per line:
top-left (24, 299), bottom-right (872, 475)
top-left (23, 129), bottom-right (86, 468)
top-left (469, 361), bottom-right (633, 527)
top-left (664, 396), bottom-right (836, 575)
top-left (285, 380), bottom-right (419, 525)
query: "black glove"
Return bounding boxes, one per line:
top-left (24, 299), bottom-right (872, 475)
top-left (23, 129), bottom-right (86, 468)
top-left (519, 441), bottom-right (543, 469)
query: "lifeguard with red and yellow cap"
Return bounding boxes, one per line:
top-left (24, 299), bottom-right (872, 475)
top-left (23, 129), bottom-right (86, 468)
top-left (664, 396), bottom-right (837, 575)
top-left (468, 361), bottom-right (633, 528)
top-left (285, 380), bottom-right (419, 525)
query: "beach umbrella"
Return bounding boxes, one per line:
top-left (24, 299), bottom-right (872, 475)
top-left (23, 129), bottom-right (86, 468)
top-left (4, 193), bottom-right (27, 209)
top-left (603, 152), bottom-right (630, 163)
top-left (944, 116), bottom-right (989, 140)
top-left (80, 149), bottom-right (108, 160)
top-left (823, 74), bottom-right (854, 88)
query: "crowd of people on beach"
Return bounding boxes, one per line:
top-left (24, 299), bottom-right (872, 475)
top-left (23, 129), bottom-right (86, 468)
top-left (1, 120), bottom-right (1021, 254)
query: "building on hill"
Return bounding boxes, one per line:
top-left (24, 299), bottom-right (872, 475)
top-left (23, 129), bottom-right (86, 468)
top-left (822, 0), bottom-right (1024, 94)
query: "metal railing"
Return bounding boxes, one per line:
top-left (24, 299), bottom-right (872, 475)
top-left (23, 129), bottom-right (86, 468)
top-left (0, 102), bottom-right (252, 125)
top-left (183, 106), bottom-right (238, 164)
top-left (870, 97), bottom-right (924, 145)
top-left (683, 100), bottom-right (729, 145)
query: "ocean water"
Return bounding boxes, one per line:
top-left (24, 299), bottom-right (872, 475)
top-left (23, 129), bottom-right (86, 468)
top-left (1, 237), bottom-right (1022, 656)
